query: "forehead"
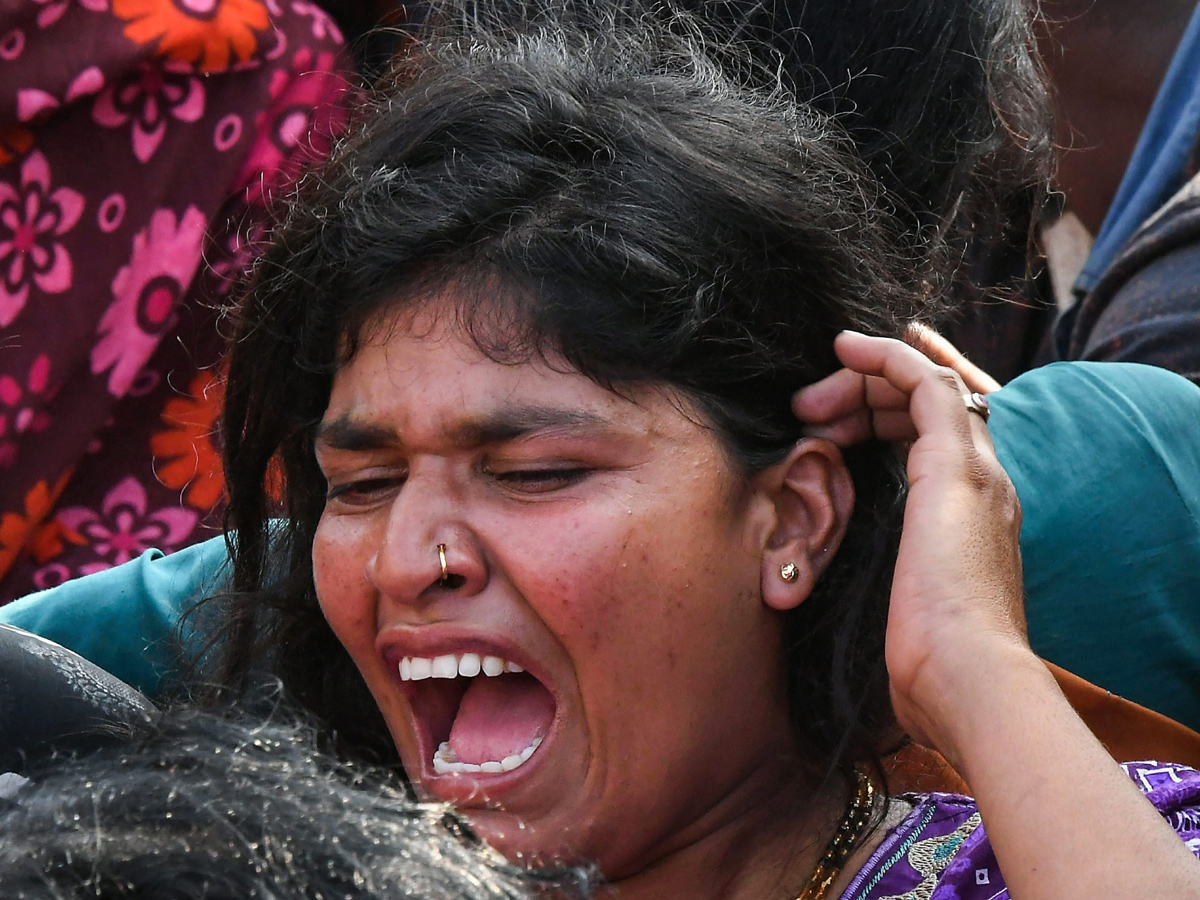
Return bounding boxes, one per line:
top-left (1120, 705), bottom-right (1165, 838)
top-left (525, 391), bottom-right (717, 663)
top-left (322, 298), bottom-right (667, 446)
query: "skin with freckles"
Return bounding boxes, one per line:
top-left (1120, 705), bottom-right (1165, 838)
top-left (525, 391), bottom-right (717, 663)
top-left (311, 296), bottom-right (855, 884)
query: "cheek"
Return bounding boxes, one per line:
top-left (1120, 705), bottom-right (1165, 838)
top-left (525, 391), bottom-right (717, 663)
top-left (506, 507), bottom-right (670, 646)
top-left (514, 491), bottom-right (791, 847)
top-left (313, 515), bottom-right (427, 770)
top-left (517, 496), bottom-right (760, 699)
top-left (312, 517), bottom-right (377, 658)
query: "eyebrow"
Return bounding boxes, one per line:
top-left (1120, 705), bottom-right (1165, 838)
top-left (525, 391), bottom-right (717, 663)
top-left (314, 418), bottom-right (397, 453)
top-left (314, 405), bottom-right (612, 452)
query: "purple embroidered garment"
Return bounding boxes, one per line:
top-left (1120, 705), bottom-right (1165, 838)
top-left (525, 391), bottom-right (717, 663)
top-left (840, 762), bottom-right (1200, 899)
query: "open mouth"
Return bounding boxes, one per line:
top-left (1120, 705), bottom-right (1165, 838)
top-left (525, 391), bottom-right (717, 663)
top-left (396, 652), bottom-right (557, 778)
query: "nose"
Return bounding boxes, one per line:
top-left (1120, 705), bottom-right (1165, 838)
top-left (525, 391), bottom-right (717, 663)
top-left (366, 465), bottom-right (487, 607)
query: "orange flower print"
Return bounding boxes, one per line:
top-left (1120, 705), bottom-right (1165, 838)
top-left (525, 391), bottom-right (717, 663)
top-left (150, 370), bottom-right (225, 510)
top-left (113, 0), bottom-right (269, 73)
top-left (0, 125), bottom-right (33, 168)
top-left (0, 469), bottom-right (77, 581)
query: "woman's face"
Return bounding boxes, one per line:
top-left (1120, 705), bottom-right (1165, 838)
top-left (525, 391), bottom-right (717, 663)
top-left (312, 295), bottom-right (804, 875)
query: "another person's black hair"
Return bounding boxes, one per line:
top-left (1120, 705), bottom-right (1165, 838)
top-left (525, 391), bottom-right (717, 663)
top-left (204, 6), bottom-right (933, 782)
top-left (699, 0), bottom-right (1051, 255)
top-left (423, 0), bottom-right (1053, 291)
top-left (0, 705), bottom-right (587, 899)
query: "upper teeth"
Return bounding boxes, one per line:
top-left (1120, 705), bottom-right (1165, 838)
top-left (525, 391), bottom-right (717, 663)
top-left (399, 653), bottom-right (524, 681)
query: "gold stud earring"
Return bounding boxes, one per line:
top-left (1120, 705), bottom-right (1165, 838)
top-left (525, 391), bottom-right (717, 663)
top-left (780, 562), bottom-right (798, 583)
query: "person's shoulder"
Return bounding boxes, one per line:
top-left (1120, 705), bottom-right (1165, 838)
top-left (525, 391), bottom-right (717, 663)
top-left (842, 768), bottom-right (1200, 899)
top-left (996, 359), bottom-right (1200, 406)
top-left (1067, 176), bottom-right (1200, 375)
top-left (987, 359), bottom-right (1200, 482)
top-left (988, 359), bottom-right (1200, 467)
top-left (0, 535), bottom-right (232, 696)
top-left (838, 793), bottom-right (986, 900)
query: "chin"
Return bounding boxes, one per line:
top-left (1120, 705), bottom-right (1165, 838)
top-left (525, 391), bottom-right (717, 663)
top-left (461, 807), bottom-right (584, 868)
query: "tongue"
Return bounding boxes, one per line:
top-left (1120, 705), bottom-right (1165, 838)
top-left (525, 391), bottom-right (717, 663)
top-left (448, 672), bottom-right (555, 766)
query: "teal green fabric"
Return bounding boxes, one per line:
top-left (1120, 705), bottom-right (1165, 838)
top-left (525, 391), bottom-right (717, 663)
top-left (989, 362), bottom-right (1200, 728)
top-left (0, 536), bottom-right (230, 696)
top-left (3, 361), bottom-right (1200, 727)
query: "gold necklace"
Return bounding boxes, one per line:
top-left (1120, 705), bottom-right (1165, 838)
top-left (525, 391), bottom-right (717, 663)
top-left (793, 770), bottom-right (876, 900)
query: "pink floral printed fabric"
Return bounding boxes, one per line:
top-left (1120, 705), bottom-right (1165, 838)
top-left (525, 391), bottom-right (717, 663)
top-left (0, 0), bottom-right (350, 599)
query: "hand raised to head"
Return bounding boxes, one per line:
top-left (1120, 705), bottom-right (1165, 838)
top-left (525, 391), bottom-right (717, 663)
top-left (801, 332), bottom-right (1028, 764)
top-left (792, 323), bottom-right (999, 448)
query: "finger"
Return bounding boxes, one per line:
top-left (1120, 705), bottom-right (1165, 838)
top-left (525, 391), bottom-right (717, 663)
top-left (806, 406), bottom-right (919, 446)
top-left (869, 410), bottom-right (920, 443)
top-left (804, 410), bottom-right (875, 447)
top-left (834, 332), bottom-right (978, 452)
top-left (792, 367), bottom-right (868, 423)
top-left (964, 392), bottom-right (999, 456)
top-left (905, 322), bottom-right (1002, 394)
top-left (865, 376), bottom-right (910, 412)
top-left (794, 369), bottom-right (909, 424)
top-left (833, 331), bottom-right (946, 394)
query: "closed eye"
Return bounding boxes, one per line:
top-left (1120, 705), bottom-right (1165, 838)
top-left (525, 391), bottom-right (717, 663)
top-left (487, 467), bottom-right (590, 494)
top-left (326, 476), bottom-right (405, 506)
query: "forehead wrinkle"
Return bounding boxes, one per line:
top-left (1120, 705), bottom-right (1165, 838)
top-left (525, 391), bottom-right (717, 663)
top-left (446, 405), bottom-right (613, 449)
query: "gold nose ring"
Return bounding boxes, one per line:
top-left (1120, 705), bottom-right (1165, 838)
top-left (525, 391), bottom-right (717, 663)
top-left (437, 543), bottom-right (449, 583)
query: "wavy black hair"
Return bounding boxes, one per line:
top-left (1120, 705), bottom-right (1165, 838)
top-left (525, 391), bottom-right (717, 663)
top-left (202, 7), bottom-right (937, 785)
top-left (411, 0), bottom-right (1052, 290)
top-left (701, 0), bottom-right (1052, 267)
top-left (0, 705), bottom-right (588, 899)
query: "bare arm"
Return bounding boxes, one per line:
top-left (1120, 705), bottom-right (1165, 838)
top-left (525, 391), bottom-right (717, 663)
top-left (795, 332), bottom-right (1200, 900)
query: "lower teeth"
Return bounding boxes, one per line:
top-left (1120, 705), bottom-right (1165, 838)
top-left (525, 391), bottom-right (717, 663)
top-left (432, 736), bottom-right (543, 775)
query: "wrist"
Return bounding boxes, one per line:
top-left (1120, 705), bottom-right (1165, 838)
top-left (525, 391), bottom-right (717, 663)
top-left (898, 636), bottom-right (1053, 772)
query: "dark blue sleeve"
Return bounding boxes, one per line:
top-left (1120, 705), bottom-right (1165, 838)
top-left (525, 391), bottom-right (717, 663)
top-left (1079, 241), bottom-right (1200, 386)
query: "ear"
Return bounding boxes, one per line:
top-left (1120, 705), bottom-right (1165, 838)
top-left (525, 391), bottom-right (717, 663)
top-left (753, 439), bottom-right (855, 612)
